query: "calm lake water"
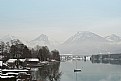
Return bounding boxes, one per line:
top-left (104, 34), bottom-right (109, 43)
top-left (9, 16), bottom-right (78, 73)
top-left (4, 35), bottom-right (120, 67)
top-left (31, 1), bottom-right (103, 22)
top-left (31, 60), bottom-right (121, 81)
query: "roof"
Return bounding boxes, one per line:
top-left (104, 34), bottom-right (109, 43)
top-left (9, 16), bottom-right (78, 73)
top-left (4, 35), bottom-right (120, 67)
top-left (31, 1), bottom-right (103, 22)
top-left (2, 69), bottom-right (28, 71)
top-left (0, 61), bottom-right (2, 66)
top-left (7, 59), bottom-right (17, 63)
top-left (7, 59), bottom-right (26, 63)
top-left (26, 58), bottom-right (39, 62)
top-left (0, 75), bottom-right (15, 78)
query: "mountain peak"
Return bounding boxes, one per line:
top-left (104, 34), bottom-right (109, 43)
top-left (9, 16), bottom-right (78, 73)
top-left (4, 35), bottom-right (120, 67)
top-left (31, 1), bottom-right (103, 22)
top-left (76, 31), bottom-right (93, 35)
top-left (33, 34), bottom-right (48, 41)
top-left (64, 31), bottom-right (107, 44)
top-left (105, 34), bottom-right (121, 42)
top-left (75, 31), bottom-right (99, 37)
top-left (77, 31), bottom-right (92, 33)
top-left (39, 34), bottom-right (47, 37)
top-left (29, 34), bottom-right (51, 47)
top-left (0, 35), bottom-right (18, 42)
top-left (110, 34), bottom-right (119, 37)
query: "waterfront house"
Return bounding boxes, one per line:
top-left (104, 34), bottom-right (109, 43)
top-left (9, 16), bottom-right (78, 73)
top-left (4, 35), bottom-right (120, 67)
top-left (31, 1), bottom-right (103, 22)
top-left (6, 59), bottom-right (25, 69)
top-left (24, 58), bottom-right (41, 67)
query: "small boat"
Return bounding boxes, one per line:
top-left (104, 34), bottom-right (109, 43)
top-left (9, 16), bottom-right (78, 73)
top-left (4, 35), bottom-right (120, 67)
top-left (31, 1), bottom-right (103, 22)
top-left (74, 69), bottom-right (81, 72)
top-left (74, 60), bottom-right (81, 72)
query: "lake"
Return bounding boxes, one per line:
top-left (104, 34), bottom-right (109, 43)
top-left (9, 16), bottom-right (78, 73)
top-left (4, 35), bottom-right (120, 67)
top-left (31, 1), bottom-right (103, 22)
top-left (31, 60), bottom-right (121, 81)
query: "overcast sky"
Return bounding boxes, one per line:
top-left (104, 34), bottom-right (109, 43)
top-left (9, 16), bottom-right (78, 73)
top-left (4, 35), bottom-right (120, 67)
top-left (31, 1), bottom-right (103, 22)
top-left (0, 0), bottom-right (121, 42)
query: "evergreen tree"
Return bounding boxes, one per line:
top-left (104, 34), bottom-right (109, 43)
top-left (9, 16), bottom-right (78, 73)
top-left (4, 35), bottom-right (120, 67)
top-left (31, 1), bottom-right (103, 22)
top-left (51, 49), bottom-right (60, 61)
top-left (37, 46), bottom-right (50, 61)
top-left (23, 45), bottom-right (32, 58)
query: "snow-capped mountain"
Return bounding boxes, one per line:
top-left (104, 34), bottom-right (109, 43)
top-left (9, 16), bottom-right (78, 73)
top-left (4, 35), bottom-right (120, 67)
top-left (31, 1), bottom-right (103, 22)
top-left (0, 35), bottom-right (19, 42)
top-left (0, 34), bottom-right (59, 49)
top-left (64, 31), bottom-right (107, 44)
top-left (0, 35), bottom-right (24, 46)
top-left (59, 31), bottom-right (121, 54)
top-left (32, 34), bottom-right (49, 42)
top-left (1, 32), bottom-right (121, 55)
top-left (28, 34), bottom-right (59, 49)
top-left (29, 34), bottom-right (50, 46)
top-left (105, 34), bottom-right (121, 42)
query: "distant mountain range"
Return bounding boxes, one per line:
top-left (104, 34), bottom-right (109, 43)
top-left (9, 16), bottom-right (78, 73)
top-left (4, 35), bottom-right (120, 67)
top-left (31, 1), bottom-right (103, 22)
top-left (29, 34), bottom-right (51, 47)
top-left (0, 35), bottom-right (18, 42)
top-left (59, 31), bottom-right (121, 54)
top-left (105, 34), bottom-right (121, 42)
top-left (1, 31), bottom-right (121, 55)
top-left (28, 34), bottom-right (60, 49)
top-left (63, 31), bottom-right (108, 44)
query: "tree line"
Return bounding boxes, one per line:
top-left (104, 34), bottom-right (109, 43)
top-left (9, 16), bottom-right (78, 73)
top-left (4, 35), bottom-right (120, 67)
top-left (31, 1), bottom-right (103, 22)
top-left (0, 40), bottom-right (60, 62)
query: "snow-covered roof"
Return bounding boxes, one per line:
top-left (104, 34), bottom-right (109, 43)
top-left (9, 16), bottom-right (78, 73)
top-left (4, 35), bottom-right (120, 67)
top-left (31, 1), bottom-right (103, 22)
top-left (7, 59), bottom-right (17, 63)
top-left (7, 59), bottom-right (26, 63)
top-left (2, 69), bottom-right (28, 71)
top-left (26, 58), bottom-right (39, 62)
top-left (19, 59), bottom-right (26, 62)
top-left (40, 61), bottom-right (48, 64)
top-left (0, 75), bottom-right (15, 78)
top-left (0, 61), bottom-right (2, 66)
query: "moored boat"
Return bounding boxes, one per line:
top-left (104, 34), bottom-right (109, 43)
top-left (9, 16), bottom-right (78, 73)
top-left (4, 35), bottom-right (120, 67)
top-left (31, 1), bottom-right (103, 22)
top-left (74, 69), bottom-right (81, 72)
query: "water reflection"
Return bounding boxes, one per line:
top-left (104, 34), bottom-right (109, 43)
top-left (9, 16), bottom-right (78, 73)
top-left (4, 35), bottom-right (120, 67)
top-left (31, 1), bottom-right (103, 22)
top-left (60, 60), bottom-right (121, 81)
top-left (31, 62), bottom-right (62, 81)
top-left (91, 59), bottom-right (121, 65)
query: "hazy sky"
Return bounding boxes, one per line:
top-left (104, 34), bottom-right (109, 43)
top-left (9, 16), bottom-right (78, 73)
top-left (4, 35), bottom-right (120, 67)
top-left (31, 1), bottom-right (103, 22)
top-left (0, 0), bottom-right (121, 42)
